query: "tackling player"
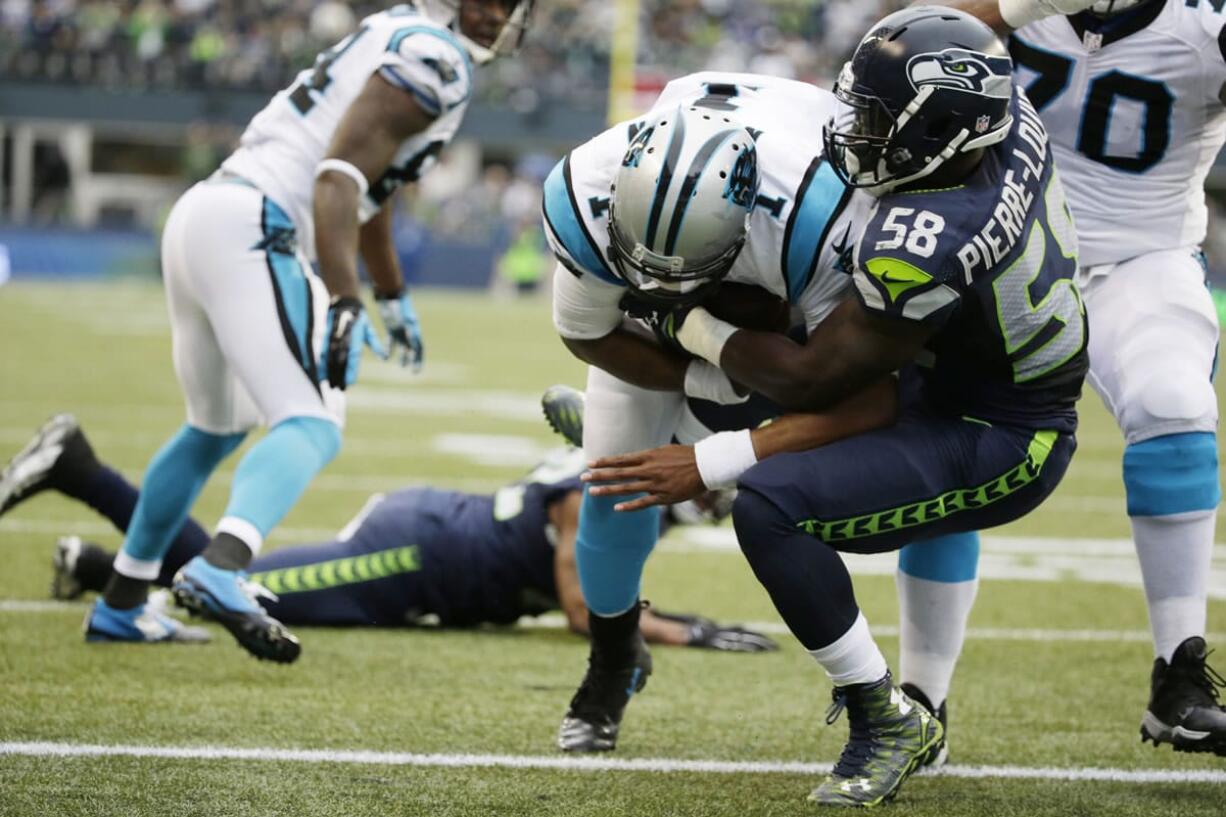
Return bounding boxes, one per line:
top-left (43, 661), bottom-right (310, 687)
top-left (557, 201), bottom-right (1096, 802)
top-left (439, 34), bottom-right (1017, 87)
top-left (901, 0), bottom-right (1226, 757)
top-left (77, 1), bottom-right (533, 663)
top-left (584, 8), bottom-right (1089, 805)
top-left (543, 71), bottom-right (908, 754)
top-left (0, 416), bottom-right (774, 652)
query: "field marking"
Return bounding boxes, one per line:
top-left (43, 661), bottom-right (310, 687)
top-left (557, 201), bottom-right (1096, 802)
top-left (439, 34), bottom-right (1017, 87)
top-left (3, 599), bottom-right (1221, 645)
top-left (1, 741), bottom-right (1223, 784)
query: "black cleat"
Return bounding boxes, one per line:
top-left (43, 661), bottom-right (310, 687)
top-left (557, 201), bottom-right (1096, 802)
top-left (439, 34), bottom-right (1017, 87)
top-left (1140, 636), bottom-right (1226, 755)
top-left (541, 385), bottom-right (584, 448)
top-left (900, 682), bottom-right (949, 770)
top-left (0, 414), bottom-right (97, 516)
top-left (558, 635), bottom-right (652, 752)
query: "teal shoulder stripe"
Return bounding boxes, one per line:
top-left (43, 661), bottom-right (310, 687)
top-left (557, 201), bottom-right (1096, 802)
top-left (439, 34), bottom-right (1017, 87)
top-left (542, 157), bottom-right (621, 286)
top-left (781, 158), bottom-right (849, 303)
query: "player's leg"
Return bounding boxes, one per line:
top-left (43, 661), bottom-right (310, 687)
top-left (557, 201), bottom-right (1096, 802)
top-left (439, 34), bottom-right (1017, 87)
top-left (1082, 251), bottom-right (1226, 754)
top-left (558, 366), bottom-right (683, 752)
top-left (171, 192), bottom-right (340, 663)
top-left (86, 185), bottom-right (247, 645)
top-left (733, 412), bottom-right (1074, 806)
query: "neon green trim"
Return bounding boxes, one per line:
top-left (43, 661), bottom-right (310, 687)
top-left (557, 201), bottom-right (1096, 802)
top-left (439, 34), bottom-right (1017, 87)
top-left (864, 256), bottom-right (933, 303)
top-left (796, 429), bottom-right (1059, 542)
top-left (254, 545), bottom-right (421, 595)
top-left (961, 415), bottom-right (993, 427)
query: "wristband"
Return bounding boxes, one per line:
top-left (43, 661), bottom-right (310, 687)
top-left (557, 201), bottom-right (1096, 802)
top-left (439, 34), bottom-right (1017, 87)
top-left (316, 158), bottom-right (370, 197)
top-left (693, 429), bottom-right (757, 490)
top-left (684, 360), bottom-right (750, 405)
top-left (675, 306), bottom-right (739, 366)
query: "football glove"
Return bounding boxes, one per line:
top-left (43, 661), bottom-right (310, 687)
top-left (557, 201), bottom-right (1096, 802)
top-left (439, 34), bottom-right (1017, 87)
top-left (654, 609), bottom-right (779, 653)
top-left (321, 296), bottom-right (386, 390)
top-left (618, 293), bottom-right (694, 357)
top-left (375, 289), bottom-right (425, 372)
top-left (999, 0), bottom-right (1099, 29)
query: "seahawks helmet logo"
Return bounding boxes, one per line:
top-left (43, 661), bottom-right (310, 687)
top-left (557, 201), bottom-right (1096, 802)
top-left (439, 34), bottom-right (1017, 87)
top-left (907, 48), bottom-right (1012, 99)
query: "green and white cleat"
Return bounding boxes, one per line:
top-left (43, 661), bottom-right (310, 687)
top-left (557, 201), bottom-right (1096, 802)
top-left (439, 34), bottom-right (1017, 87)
top-left (809, 674), bottom-right (942, 808)
top-left (541, 385), bottom-right (584, 448)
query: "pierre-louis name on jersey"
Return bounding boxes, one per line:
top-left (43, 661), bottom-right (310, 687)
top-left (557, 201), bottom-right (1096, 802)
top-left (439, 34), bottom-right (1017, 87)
top-left (853, 88), bottom-right (1088, 433)
top-left (223, 4), bottom-right (471, 258)
top-left (1010, 0), bottom-right (1226, 267)
top-left (544, 71), bottom-right (872, 335)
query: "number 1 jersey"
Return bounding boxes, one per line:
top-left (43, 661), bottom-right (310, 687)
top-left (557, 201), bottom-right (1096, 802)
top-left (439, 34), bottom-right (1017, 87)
top-left (223, 5), bottom-right (471, 259)
top-left (1010, 1), bottom-right (1226, 267)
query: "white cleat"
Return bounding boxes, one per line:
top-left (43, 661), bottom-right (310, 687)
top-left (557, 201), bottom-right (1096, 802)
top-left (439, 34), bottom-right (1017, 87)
top-left (0, 414), bottom-right (84, 516)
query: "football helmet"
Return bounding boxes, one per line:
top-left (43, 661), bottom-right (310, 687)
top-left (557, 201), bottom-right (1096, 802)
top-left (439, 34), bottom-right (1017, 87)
top-left (607, 106), bottom-right (760, 306)
top-left (416, 0), bottom-right (534, 64)
top-left (824, 6), bottom-right (1013, 196)
top-left (1089, 0), bottom-right (1149, 16)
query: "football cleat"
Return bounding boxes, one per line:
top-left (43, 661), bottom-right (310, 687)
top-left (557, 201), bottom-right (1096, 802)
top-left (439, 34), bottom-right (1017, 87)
top-left (51, 536), bottom-right (87, 600)
top-left (900, 682), bottom-right (949, 770)
top-left (541, 385), bottom-right (584, 448)
top-left (172, 556), bottom-right (301, 664)
top-left (809, 674), bottom-right (943, 808)
top-left (558, 635), bottom-right (652, 752)
top-left (1140, 636), bottom-right (1226, 755)
top-left (0, 414), bottom-right (97, 516)
top-left (84, 598), bottom-right (210, 644)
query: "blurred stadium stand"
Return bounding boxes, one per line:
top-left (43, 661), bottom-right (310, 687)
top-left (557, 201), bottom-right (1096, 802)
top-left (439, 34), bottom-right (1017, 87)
top-left (0, 0), bottom-right (1223, 286)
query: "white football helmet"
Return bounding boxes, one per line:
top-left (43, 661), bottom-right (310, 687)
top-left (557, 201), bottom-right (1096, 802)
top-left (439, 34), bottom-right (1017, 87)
top-left (608, 106), bottom-right (761, 305)
top-left (416, 0), bottom-right (534, 64)
top-left (1089, 0), bottom-right (1148, 16)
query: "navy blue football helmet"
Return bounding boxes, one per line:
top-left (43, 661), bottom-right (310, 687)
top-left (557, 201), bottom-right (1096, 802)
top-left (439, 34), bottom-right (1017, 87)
top-left (823, 6), bottom-right (1014, 196)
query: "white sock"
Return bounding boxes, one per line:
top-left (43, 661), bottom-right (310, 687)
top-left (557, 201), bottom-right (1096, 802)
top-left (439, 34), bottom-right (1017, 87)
top-left (896, 572), bottom-right (979, 706)
top-left (1131, 510), bottom-right (1214, 662)
top-left (112, 551), bottom-right (161, 582)
top-left (808, 613), bottom-right (889, 687)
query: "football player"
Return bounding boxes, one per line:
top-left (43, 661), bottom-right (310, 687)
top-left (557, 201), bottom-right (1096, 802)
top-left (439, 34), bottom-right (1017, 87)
top-left (584, 8), bottom-right (1089, 805)
top-left (0, 415), bottom-right (776, 652)
top-left (77, 1), bottom-right (533, 662)
top-left (543, 71), bottom-right (913, 754)
top-left (902, 0), bottom-right (1226, 758)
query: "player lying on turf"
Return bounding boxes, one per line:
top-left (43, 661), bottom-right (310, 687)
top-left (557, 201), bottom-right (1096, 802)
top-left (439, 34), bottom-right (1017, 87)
top-left (90, 0), bottom-right (533, 664)
top-left (0, 415), bottom-right (775, 652)
top-left (896, 0), bottom-right (1226, 759)
top-left (580, 7), bottom-right (1089, 806)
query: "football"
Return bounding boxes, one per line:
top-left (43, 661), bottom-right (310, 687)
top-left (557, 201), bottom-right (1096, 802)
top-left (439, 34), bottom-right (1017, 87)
top-left (701, 281), bottom-right (793, 334)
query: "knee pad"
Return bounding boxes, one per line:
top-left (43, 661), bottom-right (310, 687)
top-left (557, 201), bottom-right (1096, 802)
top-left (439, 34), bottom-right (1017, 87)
top-left (575, 489), bottom-right (660, 615)
top-left (898, 532), bottom-right (980, 583)
top-left (278, 416), bottom-right (341, 465)
top-left (1123, 432), bottom-right (1220, 517)
top-left (1117, 363), bottom-right (1218, 443)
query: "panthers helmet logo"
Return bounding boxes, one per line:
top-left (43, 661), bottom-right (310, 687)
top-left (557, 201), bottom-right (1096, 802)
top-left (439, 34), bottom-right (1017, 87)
top-left (906, 48), bottom-right (1012, 99)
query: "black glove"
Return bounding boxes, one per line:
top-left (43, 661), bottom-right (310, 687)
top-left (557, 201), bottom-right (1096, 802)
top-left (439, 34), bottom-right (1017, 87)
top-left (619, 293), bottom-right (694, 357)
top-left (654, 609), bottom-right (779, 653)
top-left (321, 296), bottom-right (385, 390)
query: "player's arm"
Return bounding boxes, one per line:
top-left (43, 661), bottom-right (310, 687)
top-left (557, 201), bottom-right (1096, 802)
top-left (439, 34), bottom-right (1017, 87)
top-left (360, 198), bottom-right (425, 370)
top-left (927, 0), bottom-right (1099, 32)
top-left (550, 490), bottom-right (776, 650)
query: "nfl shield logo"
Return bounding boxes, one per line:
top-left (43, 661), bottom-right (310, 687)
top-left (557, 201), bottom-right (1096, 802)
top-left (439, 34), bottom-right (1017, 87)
top-left (975, 115), bottom-right (991, 134)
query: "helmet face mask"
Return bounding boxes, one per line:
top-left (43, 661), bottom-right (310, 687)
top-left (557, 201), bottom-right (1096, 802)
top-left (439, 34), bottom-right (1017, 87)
top-left (418, 0), bottom-right (534, 63)
top-left (606, 106), bottom-right (761, 306)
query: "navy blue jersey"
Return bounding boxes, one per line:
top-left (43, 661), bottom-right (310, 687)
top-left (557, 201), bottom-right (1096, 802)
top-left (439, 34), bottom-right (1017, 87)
top-left (348, 449), bottom-right (584, 626)
top-left (851, 88), bottom-right (1089, 432)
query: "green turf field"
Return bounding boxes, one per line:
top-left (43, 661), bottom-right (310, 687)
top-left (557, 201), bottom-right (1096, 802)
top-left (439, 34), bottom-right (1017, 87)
top-left (0, 281), bottom-right (1223, 816)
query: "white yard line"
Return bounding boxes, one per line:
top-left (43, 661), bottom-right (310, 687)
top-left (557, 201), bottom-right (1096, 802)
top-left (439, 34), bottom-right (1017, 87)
top-left (2, 600), bottom-right (1221, 645)
top-left (0, 741), bottom-right (1222, 784)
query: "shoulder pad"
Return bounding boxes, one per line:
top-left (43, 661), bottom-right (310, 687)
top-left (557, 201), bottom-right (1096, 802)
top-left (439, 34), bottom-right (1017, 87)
top-left (541, 156), bottom-right (621, 286)
top-left (852, 200), bottom-right (964, 323)
top-left (379, 26), bottom-right (472, 117)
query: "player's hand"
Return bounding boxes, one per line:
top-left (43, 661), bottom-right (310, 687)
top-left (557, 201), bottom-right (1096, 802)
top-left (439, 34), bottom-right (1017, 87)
top-left (999, 0), bottom-right (1097, 29)
top-left (653, 610), bottom-right (779, 653)
top-left (322, 296), bottom-right (387, 390)
top-left (583, 444), bottom-right (705, 512)
top-left (375, 289), bottom-right (425, 372)
top-left (618, 293), bottom-right (694, 357)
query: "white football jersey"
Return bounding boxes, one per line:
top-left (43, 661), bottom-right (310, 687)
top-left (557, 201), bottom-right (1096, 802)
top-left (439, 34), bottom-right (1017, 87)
top-left (1011, 1), bottom-right (1226, 267)
top-left (223, 4), bottom-right (472, 259)
top-left (544, 71), bottom-right (873, 331)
